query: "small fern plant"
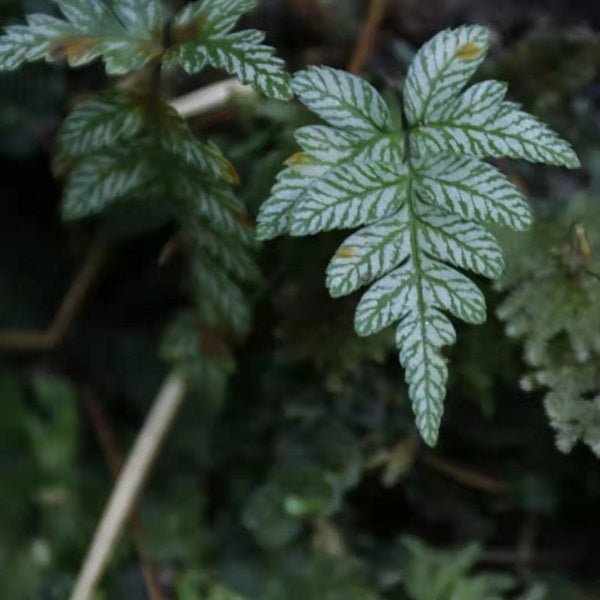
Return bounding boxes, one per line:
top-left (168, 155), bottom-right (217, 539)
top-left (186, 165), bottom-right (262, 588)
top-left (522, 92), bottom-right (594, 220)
top-left (0, 0), bottom-right (291, 391)
top-left (257, 25), bottom-right (580, 445)
top-left (496, 195), bottom-right (600, 457)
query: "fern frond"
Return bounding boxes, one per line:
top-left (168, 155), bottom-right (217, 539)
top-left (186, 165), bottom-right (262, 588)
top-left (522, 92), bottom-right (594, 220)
top-left (259, 26), bottom-right (580, 445)
top-left (62, 143), bottom-right (154, 220)
top-left (0, 0), bottom-right (291, 100)
top-left (166, 3), bottom-right (291, 100)
top-left (57, 89), bottom-right (257, 360)
top-left (0, 0), bottom-right (163, 74)
top-left (58, 91), bottom-right (145, 156)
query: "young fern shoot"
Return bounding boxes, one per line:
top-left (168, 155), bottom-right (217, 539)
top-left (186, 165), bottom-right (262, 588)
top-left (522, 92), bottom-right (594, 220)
top-left (257, 25), bottom-right (580, 445)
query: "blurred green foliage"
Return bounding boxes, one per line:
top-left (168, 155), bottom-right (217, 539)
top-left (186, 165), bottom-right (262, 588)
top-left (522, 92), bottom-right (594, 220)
top-left (0, 1), bottom-right (599, 599)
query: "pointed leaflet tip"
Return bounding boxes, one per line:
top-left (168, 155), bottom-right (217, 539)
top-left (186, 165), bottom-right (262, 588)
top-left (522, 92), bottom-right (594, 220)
top-left (396, 307), bottom-right (454, 448)
top-left (404, 25), bottom-right (490, 125)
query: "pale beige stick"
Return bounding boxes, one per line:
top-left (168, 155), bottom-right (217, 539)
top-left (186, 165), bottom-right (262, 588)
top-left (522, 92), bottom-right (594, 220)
top-left (169, 78), bottom-right (255, 119)
top-left (70, 79), bottom-right (252, 600)
top-left (70, 372), bottom-right (186, 600)
top-left (81, 390), bottom-right (165, 600)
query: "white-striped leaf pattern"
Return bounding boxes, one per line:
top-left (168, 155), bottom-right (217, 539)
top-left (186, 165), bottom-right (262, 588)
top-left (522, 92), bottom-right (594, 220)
top-left (355, 257), bottom-right (486, 338)
top-left (59, 91), bottom-right (144, 156)
top-left (160, 106), bottom-right (239, 183)
top-left (62, 147), bottom-right (153, 220)
top-left (436, 80), bottom-right (507, 125)
top-left (256, 167), bottom-right (313, 240)
top-left (396, 307), bottom-right (456, 445)
top-left (354, 134), bottom-right (405, 164)
top-left (0, 22), bottom-right (54, 70)
top-left (418, 257), bottom-right (487, 325)
top-left (413, 154), bottom-right (532, 231)
top-left (54, 0), bottom-right (113, 29)
top-left (294, 125), bottom-right (361, 163)
top-left (354, 259), bottom-right (418, 336)
top-left (292, 66), bottom-right (393, 138)
top-left (327, 207), bottom-right (411, 298)
top-left (173, 30), bottom-right (292, 100)
top-left (0, 0), bottom-right (161, 74)
top-left (404, 25), bottom-right (490, 125)
top-left (257, 132), bottom-right (405, 241)
top-left (295, 126), bottom-right (404, 164)
top-left (290, 161), bottom-right (409, 235)
top-left (413, 100), bottom-right (581, 168)
top-left (174, 0), bottom-right (258, 36)
top-left (415, 200), bottom-right (504, 278)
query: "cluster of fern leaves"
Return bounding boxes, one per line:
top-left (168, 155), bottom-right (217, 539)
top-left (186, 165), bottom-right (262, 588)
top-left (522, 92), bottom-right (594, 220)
top-left (0, 0), bottom-right (293, 392)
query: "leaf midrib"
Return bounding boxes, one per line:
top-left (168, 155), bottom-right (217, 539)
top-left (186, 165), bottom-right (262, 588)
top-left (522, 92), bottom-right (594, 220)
top-left (405, 119), bottom-right (437, 439)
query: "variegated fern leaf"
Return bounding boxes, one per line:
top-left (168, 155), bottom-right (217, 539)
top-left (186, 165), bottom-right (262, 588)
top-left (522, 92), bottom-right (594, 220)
top-left (257, 25), bottom-right (580, 445)
top-left (0, 0), bottom-right (292, 99)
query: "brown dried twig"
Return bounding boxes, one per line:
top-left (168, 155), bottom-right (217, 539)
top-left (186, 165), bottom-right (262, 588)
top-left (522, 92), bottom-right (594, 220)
top-left (347, 0), bottom-right (387, 74)
top-left (0, 233), bottom-right (110, 352)
top-left (422, 451), bottom-right (510, 495)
